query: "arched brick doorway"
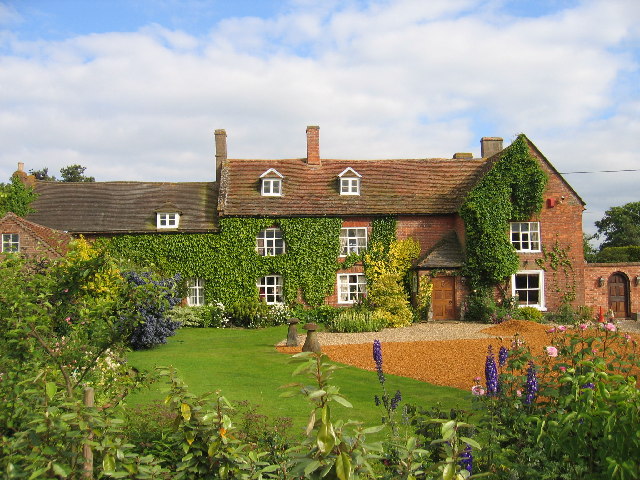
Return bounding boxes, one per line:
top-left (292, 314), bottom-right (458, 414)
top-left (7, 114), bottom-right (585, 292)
top-left (608, 273), bottom-right (629, 318)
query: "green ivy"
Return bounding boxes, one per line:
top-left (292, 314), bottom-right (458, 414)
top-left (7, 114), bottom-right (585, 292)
top-left (460, 135), bottom-right (547, 289)
top-left (104, 216), bottom-right (401, 307)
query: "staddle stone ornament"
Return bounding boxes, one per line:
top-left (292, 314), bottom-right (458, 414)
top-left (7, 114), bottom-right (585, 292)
top-left (286, 318), bottom-right (300, 347)
top-left (302, 322), bottom-right (321, 353)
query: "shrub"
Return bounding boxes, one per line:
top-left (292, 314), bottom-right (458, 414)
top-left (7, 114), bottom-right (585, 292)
top-left (169, 303), bottom-right (231, 328)
top-left (293, 304), bottom-right (340, 326)
top-left (325, 307), bottom-right (387, 333)
top-left (226, 298), bottom-right (291, 328)
top-left (472, 322), bottom-right (640, 478)
top-left (514, 306), bottom-right (543, 323)
top-left (125, 271), bottom-right (182, 350)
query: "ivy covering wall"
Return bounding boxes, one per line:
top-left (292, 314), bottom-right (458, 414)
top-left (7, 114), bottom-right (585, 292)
top-left (460, 134), bottom-right (547, 289)
top-left (104, 216), bottom-right (396, 307)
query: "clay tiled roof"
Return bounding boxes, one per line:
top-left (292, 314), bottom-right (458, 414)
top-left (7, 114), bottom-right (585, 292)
top-left (27, 181), bottom-right (219, 234)
top-left (0, 212), bottom-right (72, 256)
top-left (417, 232), bottom-right (465, 268)
top-left (219, 158), bottom-right (490, 217)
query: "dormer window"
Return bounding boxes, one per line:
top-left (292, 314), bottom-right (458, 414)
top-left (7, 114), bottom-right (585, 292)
top-left (338, 167), bottom-right (361, 195)
top-left (157, 212), bottom-right (180, 229)
top-left (260, 168), bottom-right (283, 196)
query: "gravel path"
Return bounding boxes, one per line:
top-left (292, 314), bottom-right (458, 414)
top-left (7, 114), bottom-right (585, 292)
top-left (276, 319), bottom-right (640, 391)
top-left (279, 319), bottom-right (640, 346)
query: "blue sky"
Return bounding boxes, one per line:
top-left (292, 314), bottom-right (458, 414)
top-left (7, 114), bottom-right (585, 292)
top-left (1, 0), bottom-right (639, 236)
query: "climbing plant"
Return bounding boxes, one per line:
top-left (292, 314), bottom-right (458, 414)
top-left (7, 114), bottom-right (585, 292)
top-left (104, 216), bottom-right (402, 308)
top-left (460, 134), bottom-right (547, 289)
top-left (104, 217), bottom-right (343, 307)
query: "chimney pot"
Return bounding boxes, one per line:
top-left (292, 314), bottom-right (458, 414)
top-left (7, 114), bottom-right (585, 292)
top-left (480, 137), bottom-right (503, 158)
top-left (18, 162), bottom-right (24, 172)
top-left (306, 126), bottom-right (320, 165)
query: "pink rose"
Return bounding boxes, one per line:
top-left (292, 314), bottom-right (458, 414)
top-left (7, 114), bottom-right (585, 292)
top-left (579, 323), bottom-right (588, 330)
top-left (545, 346), bottom-right (558, 357)
top-left (547, 327), bottom-right (556, 333)
top-left (557, 325), bottom-right (567, 332)
top-left (516, 389), bottom-right (522, 397)
top-left (604, 323), bottom-right (617, 332)
top-left (559, 366), bottom-right (566, 372)
top-left (471, 385), bottom-right (486, 396)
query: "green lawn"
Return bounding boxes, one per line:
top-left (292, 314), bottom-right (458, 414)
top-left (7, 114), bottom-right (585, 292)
top-left (127, 327), bottom-right (470, 434)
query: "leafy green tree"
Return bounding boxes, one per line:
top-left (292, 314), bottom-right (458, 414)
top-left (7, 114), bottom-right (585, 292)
top-left (0, 175), bottom-right (38, 216)
top-left (595, 201), bottom-right (640, 249)
top-left (29, 166), bottom-right (57, 181)
top-left (59, 164), bottom-right (95, 182)
top-left (583, 233), bottom-right (598, 263)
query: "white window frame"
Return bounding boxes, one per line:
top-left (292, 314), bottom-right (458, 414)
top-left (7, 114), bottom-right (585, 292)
top-left (258, 275), bottom-right (283, 304)
top-left (337, 273), bottom-right (367, 304)
top-left (157, 212), bottom-right (180, 229)
top-left (1, 233), bottom-right (19, 253)
top-left (260, 168), bottom-right (284, 196)
top-left (261, 178), bottom-right (282, 196)
top-left (510, 222), bottom-right (541, 252)
top-left (339, 227), bottom-right (368, 256)
top-left (338, 167), bottom-right (362, 196)
top-left (256, 227), bottom-right (285, 256)
top-left (511, 270), bottom-right (545, 310)
top-left (187, 278), bottom-right (205, 306)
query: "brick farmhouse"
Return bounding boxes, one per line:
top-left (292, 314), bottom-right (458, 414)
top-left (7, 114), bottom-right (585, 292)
top-left (7, 127), bottom-right (639, 320)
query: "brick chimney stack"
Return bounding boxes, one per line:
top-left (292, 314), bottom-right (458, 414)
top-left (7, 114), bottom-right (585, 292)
top-left (480, 137), bottom-right (504, 158)
top-left (306, 126), bottom-right (320, 166)
top-left (215, 129), bottom-right (227, 181)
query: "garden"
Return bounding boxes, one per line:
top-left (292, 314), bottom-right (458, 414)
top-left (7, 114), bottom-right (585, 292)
top-left (1, 238), bottom-right (640, 479)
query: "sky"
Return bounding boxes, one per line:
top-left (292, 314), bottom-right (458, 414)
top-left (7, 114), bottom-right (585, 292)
top-left (0, 0), bottom-right (639, 237)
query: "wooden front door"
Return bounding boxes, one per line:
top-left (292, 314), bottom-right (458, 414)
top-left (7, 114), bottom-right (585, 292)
top-left (432, 276), bottom-right (456, 320)
top-left (608, 273), bottom-right (628, 318)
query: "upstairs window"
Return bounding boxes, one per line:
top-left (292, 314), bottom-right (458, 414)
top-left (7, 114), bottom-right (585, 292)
top-left (187, 278), bottom-right (205, 306)
top-left (260, 168), bottom-right (284, 196)
top-left (258, 275), bottom-right (283, 304)
top-left (1, 233), bottom-right (19, 253)
top-left (337, 273), bottom-right (367, 304)
top-left (157, 212), bottom-right (180, 229)
top-left (510, 222), bottom-right (540, 252)
top-left (338, 167), bottom-right (361, 195)
top-left (256, 228), bottom-right (285, 256)
top-left (340, 227), bottom-right (368, 256)
top-left (512, 270), bottom-right (545, 309)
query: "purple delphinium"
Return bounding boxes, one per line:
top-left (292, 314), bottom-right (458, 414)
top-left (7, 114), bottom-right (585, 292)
top-left (373, 339), bottom-right (385, 385)
top-left (498, 346), bottom-right (508, 367)
top-left (390, 390), bottom-right (402, 411)
top-left (459, 444), bottom-right (473, 474)
top-left (485, 346), bottom-right (499, 395)
top-left (581, 382), bottom-right (595, 390)
top-left (524, 361), bottom-right (538, 405)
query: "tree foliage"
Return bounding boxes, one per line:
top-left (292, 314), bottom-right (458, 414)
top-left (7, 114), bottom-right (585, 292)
top-left (29, 164), bottom-right (95, 182)
top-left (595, 201), bottom-right (640, 249)
top-left (0, 175), bottom-right (38, 217)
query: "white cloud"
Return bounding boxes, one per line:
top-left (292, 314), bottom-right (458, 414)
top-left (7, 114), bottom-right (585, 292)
top-left (0, 0), bottom-right (638, 235)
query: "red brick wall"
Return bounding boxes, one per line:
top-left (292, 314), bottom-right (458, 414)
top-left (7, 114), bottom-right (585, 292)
top-left (583, 263), bottom-right (640, 317)
top-left (396, 215), bottom-right (458, 258)
top-left (0, 217), bottom-right (64, 259)
top-left (513, 150), bottom-right (586, 311)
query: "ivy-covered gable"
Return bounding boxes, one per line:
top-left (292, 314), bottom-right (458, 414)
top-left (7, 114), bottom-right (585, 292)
top-left (460, 134), bottom-right (548, 288)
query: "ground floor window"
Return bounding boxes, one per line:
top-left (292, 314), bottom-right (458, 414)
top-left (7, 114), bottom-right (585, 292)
top-left (512, 270), bottom-right (545, 309)
top-left (1, 233), bottom-right (19, 253)
top-left (187, 278), bottom-right (205, 306)
top-left (337, 273), bottom-right (367, 304)
top-left (258, 275), bottom-right (283, 304)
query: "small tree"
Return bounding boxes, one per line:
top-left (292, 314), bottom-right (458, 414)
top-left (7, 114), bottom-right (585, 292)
top-left (364, 238), bottom-right (420, 328)
top-left (0, 175), bottom-right (38, 216)
top-left (59, 164), bottom-right (95, 182)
